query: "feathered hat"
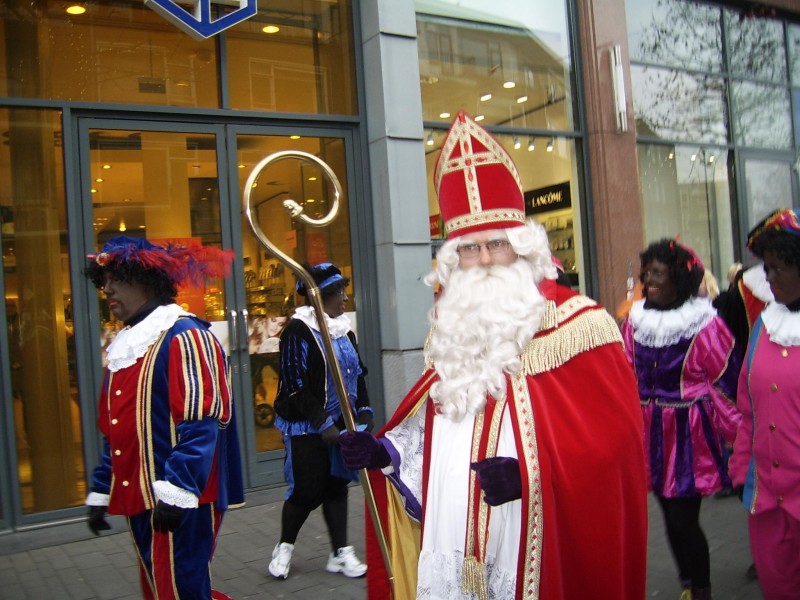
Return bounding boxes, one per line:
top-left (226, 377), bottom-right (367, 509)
top-left (434, 111), bottom-right (526, 239)
top-left (747, 208), bottom-right (800, 252)
top-left (87, 235), bottom-right (233, 287)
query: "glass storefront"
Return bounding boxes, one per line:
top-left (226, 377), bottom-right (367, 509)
top-left (0, 0), bottom-right (362, 525)
top-left (415, 0), bottom-right (583, 287)
top-left (627, 0), bottom-right (800, 279)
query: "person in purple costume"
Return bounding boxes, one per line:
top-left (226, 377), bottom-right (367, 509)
top-left (621, 239), bottom-right (741, 600)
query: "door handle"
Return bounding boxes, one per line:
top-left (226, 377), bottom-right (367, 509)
top-left (240, 308), bottom-right (249, 351)
top-left (229, 310), bottom-right (238, 353)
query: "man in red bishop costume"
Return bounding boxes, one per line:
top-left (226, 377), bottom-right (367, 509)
top-left (340, 112), bottom-right (648, 599)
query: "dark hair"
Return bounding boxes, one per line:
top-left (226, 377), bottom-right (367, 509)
top-left (639, 238), bottom-right (704, 305)
top-left (85, 259), bottom-right (177, 303)
top-left (749, 228), bottom-right (800, 267)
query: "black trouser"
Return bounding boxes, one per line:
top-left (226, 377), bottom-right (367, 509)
top-left (281, 434), bottom-right (350, 552)
top-left (657, 495), bottom-right (710, 589)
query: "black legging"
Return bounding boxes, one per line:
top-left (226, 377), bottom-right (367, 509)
top-left (280, 434), bottom-right (350, 552)
top-left (657, 495), bottom-right (710, 589)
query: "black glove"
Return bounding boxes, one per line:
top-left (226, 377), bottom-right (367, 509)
top-left (471, 457), bottom-right (522, 506)
top-left (735, 484), bottom-right (745, 501)
top-left (357, 411), bottom-right (375, 433)
top-left (152, 500), bottom-right (185, 533)
top-left (340, 431), bottom-right (391, 470)
top-left (320, 424), bottom-right (341, 446)
top-left (87, 505), bottom-right (111, 536)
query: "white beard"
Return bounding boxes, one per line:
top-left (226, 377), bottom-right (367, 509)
top-left (426, 259), bottom-right (546, 421)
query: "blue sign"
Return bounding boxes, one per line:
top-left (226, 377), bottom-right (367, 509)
top-left (145, 0), bottom-right (257, 40)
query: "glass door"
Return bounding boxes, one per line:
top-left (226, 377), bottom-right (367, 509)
top-left (228, 128), bottom-right (358, 486)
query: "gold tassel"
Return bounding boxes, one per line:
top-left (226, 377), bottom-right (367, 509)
top-left (461, 555), bottom-right (489, 600)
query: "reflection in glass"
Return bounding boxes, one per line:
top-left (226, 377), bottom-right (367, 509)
top-left (731, 81), bottom-right (792, 149)
top-left (0, 108), bottom-right (85, 513)
top-left (742, 158), bottom-right (793, 229)
top-left (0, 0), bottom-right (219, 107)
top-left (237, 135), bottom-right (353, 452)
top-left (225, 0), bottom-right (357, 114)
top-left (626, 0), bottom-right (722, 72)
top-left (637, 144), bottom-right (734, 281)
top-left (789, 25), bottom-right (800, 86)
top-left (631, 65), bottom-right (728, 144)
top-left (416, 0), bottom-right (574, 131)
top-left (724, 8), bottom-right (787, 84)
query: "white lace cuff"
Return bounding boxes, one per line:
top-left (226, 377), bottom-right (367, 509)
top-left (152, 480), bottom-right (199, 509)
top-left (85, 492), bottom-right (109, 506)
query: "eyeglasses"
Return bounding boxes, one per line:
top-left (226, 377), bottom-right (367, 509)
top-left (456, 239), bottom-right (512, 259)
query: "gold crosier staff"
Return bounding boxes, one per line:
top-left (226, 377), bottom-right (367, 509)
top-left (242, 151), bottom-right (394, 590)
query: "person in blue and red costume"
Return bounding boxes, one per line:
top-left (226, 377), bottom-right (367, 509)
top-left (621, 239), bottom-right (741, 600)
top-left (267, 262), bottom-right (373, 581)
top-left (84, 235), bottom-right (244, 600)
top-left (339, 111), bottom-right (648, 600)
top-left (730, 208), bottom-right (800, 600)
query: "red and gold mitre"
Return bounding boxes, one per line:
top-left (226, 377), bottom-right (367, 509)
top-left (434, 111), bottom-right (526, 239)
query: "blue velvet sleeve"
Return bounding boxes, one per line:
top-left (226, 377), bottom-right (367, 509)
top-left (163, 417), bottom-right (218, 496)
top-left (90, 438), bottom-right (113, 495)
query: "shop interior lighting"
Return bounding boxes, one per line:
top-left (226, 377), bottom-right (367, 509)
top-left (474, 115), bottom-right (485, 122)
top-left (707, 154), bottom-right (716, 164)
top-left (513, 136), bottom-right (521, 150)
top-left (691, 153), bottom-right (697, 162)
top-left (480, 93), bottom-right (492, 102)
top-left (528, 137), bottom-right (535, 152)
top-left (66, 4), bottom-right (86, 15)
top-left (439, 112), bottom-right (451, 119)
top-left (517, 95), bottom-right (528, 103)
top-left (546, 138), bottom-right (554, 152)
top-left (503, 81), bottom-right (516, 89)
top-left (426, 131), bottom-right (434, 146)
top-left (262, 25), bottom-right (280, 34)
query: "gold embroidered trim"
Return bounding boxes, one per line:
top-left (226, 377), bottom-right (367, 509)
top-left (522, 305), bottom-right (623, 375)
top-left (510, 372), bottom-right (542, 600)
top-left (445, 209), bottom-right (526, 236)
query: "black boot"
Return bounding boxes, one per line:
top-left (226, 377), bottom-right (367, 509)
top-left (691, 586), bottom-right (711, 600)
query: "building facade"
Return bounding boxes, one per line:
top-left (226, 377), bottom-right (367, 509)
top-left (0, 0), bottom-right (798, 529)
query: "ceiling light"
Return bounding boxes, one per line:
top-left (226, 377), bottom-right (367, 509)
top-left (262, 25), bottom-right (280, 34)
top-left (66, 5), bottom-right (86, 15)
top-left (513, 136), bottom-right (521, 150)
top-left (475, 115), bottom-right (485, 122)
top-left (668, 152), bottom-right (674, 160)
top-left (102, 164), bottom-right (112, 170)
top-left (480, 93), bottom-right (492, 102)
top-left (439, 112), bottom-right (450, 119)
top-left (517, 95), bottom-right (528, 103)
top-left (119, 220), bottom-right (127, 232)
top-left (308, 176), bottom-right (317, 181)
top-left (426, 132), bottom-right (434, 146)
top-left (528, 138), bottom-right (535, 152)
top-left (708, 154), bottom-right (716, 164)
top-left (290, 135), bottom-right (301, 140)
top-left (546, 138), bottom-right (554, 153)
top-left (691, 153), bottom-right (697, 162)
top-left (95, 178), bottom-right (103, 183)
top-left (503, 81), bottom-right (516, 89)
top-left (238, 164), bottom-right (246, 169)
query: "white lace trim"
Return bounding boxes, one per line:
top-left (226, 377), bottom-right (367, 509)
top-left (628, 296), bottom-right (716, 348)
top-left (761, 302), bottom-right (800, 347)
top-left (85, 492), bottom-right (109, 506)
top-left (152, 479), bottom-right (199, 509)
top-left (105, 304), bottom-right (191, 372)
top-left (292, 305), bottom-right (352, 339)
top-left (416, 549), bottom-right (517, 599)
top-left (742, 264), bottom-right (774, 303)
top-left (384, 404), bottom-right (426, 505)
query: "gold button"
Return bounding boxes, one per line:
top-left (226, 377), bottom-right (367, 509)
top-left (769, 423), bottom-right (776, 431)
top-left (111, 418), bottom-right (118, 425)
top-left (653, 362), bottom-right (657, 368)
top-left (122, 481), bottom-right (129, 487)
top-left (771, 384), bottom-right (779, 392)
top-left (115, 390), bottom-right (122, 396)
top-left (781, 348), bottom-right (789, 357)
top-left (114, 449), bottom-right (121, 456)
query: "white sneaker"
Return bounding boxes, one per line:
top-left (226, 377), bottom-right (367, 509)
top-left (268, 542), bottom-right (294, 580)
top-left (326, 546), bottom-right (367, 578)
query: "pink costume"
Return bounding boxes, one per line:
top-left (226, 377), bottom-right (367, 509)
top-left (730, 303), bottom-right (800, 598)
top-left (622, 297), bottom-right (741, 497)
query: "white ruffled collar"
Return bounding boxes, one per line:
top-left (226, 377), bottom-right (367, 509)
top-left (628, 296), bottom-right (716, 348)
top-left (105, 304), bottom-right (191, 372)
top-left (292, 305), bottom-right (351, 339)
top-left (742, 265), bottom-right (774, 303)
top-left (761, 302), bottom-right (800, 347)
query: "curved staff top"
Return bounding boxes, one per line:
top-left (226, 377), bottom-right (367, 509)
top-left (242, 150), bottom-right (393, 589)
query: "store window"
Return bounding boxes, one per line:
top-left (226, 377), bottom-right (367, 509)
top-left (0, 108), bottom-right (85, 514)
top-left (416, 0), bottom-right (581, 285)
top-left (0, 1), bottom-right (219, 107)
top-left (637, 144), bottom-right (734, 280)
top-left (225, 0), bottom-right (357, 115)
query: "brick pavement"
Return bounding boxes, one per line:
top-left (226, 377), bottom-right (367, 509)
top-left (0, 485), bottom-right (765, 599)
